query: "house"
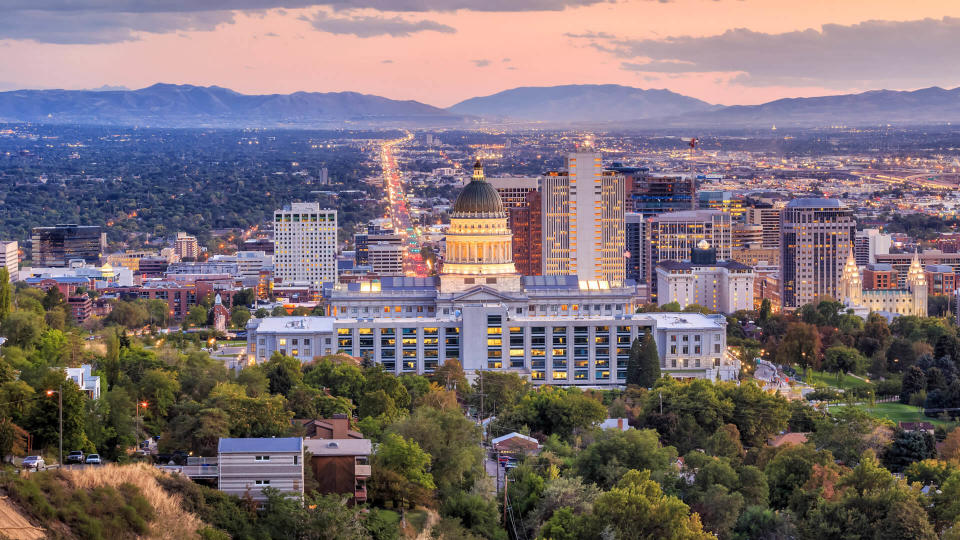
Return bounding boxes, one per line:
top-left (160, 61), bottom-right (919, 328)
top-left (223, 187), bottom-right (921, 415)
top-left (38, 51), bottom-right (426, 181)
top-left (768, 432), bottom-right (809, 447)
top-left (294, 415), bottom-right (363, 439)
top-left (217, 437), bottom-right (304, 502)
top-left (303, 438), bottom-right (372, 503)
top-left (899, 422), bottom-right (935, 436)
top-left (599, 418), bottom-right (630, 431)
top-left (491, 432), bottom-right (540, 454)
top-left (65, 364), bottom-right (101, 400)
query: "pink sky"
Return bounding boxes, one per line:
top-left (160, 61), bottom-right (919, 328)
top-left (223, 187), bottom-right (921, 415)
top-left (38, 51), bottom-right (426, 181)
top-left (1, 0), bottom-right (959, 107)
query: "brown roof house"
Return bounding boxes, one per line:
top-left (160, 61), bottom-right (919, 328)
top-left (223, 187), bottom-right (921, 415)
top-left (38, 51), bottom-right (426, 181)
top-left (295, 414), bottom-right (363, 440)
top-left (492, 432), bottom-right (541, 454)
top-left (303, 437), bottom-right (372, 504)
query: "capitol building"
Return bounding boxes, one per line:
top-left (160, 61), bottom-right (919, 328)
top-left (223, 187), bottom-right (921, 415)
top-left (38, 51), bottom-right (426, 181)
top-left (247, 162), bottom-right (738, 385)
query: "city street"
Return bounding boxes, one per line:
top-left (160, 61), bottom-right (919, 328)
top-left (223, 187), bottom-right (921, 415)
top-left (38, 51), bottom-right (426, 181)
top-left (379, 133), bottom-right (429, 277)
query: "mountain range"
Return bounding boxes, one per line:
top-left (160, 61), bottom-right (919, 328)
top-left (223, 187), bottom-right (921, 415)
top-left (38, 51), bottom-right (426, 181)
top-left (1, 83), bottom-right (959, 128)
top-left (0, 83), bottom-right (459, 127)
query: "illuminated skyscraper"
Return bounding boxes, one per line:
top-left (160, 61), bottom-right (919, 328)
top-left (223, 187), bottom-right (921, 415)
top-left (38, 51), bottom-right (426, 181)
top-left (780, 199), bottom-right (854, 308)
top-left (541, 153), bottom-right (625, 284)
top-left (274, 202), bottom-right (338, 287)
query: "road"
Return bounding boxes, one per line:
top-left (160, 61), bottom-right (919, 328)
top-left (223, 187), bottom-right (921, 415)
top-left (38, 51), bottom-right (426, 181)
top-left (379, 133), bottom-right (429, 277)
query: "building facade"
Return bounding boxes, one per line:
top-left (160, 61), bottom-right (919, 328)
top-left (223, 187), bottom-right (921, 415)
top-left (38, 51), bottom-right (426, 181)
top-left (839, 250), bottom-right (927, 318)
top-left (1, 241), bottom-right (18, 281)
top-left (645, 209), bottom-right (732, 300)
top-left (625, 213), bottom-right (644, 284)
top-left (31, 225), bottom-right (104, 267)
top-left (779, 199), bottom-right (855, 308)
top-left (655, 242), bottom-right (756, 314)
top-left (507, 190), bottom-right (543, 277)
top-left (303, 438), bottom-right (371, 503)
top-left (174, 232), bottom-right (200, 260)
top-left (541, 154), bottom-right (626, 284)
top-left (274, 203), bottom-right (338, 287)
top-left (746, 205), bottom-right (782, 249)
top-left (217, 437), bottom-right (304, 503)
top-left (854, 229), bottom-right (892, 266)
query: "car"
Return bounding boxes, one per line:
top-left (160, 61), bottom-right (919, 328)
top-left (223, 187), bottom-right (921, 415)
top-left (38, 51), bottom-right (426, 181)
top-left (84, 454), bottom-right (102, 465)
top-left (65, 450), bottom-right (84, 464)
top-left (22, 456), bottom-right (44, 470)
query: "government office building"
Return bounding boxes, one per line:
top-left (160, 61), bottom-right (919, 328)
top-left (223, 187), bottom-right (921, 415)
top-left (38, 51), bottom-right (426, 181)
top-left (247, 162), bottom-right (738, 385)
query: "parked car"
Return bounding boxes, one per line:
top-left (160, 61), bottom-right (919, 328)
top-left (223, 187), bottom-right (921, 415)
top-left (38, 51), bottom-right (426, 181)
top-left (65, 451), bottom-right (85, 464)
top-left (84, 454), bottom-right (102, 465)
top-left (22, 456), bottom-right (44, 470)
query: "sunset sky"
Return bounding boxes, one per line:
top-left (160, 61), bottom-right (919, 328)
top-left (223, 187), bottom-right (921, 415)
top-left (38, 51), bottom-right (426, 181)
top-left (2, 0), bottom-right (960, 107)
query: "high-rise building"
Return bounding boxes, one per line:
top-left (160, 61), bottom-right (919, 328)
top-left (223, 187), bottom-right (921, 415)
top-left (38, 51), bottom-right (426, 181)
top-left (854, 229), bottom-right (892, 265)
top-left (487, 176), bottom-right (539, 209)
top-left (698, 191), bottom-right (746, 222)
top-left (274, 202), bottom-right (338, 287)
top-left (780, 199), bottom-right (854, 308)
top-left (31, 224), bottom-right (104, 267)
top-left (508, 190), bottom-right (543, 276)
top-left (746, 205), bottom-right (782, 249)
top-left (656, 240), bottom-right (756, 314)
top-left (732, 223), bottom-right (764, 249)
top-left (625, 213), bottom-right (644, 284)
top-left (174, 232), bottom-right (200, 260)
top-left (355, 220), bottom-right (400, 268)
top-left (541, 153), bottom-right (626, 284)
top-left (625, 174), bottom-right (696, 217)
top-left (368, 243), bottom-right (404, 276)
top-left (1, 241), bottom-right (18, 281)
top-left (645, 210), bottom-right (732, 300)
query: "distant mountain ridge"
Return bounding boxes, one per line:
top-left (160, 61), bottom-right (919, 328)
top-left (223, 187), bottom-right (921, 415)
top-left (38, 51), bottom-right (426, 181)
top-left (1, 83), bottom-right (959, 128)
top-left (447, 84), bottom-right (717, 122)
top-left (658, 86), bottom-right (960, 127)
top-left (0, 83), bottom-right (459, 127)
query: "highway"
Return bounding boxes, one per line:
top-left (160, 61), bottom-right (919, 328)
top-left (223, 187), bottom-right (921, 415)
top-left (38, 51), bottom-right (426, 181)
top-left (379, 133), bottom-right (429, 277)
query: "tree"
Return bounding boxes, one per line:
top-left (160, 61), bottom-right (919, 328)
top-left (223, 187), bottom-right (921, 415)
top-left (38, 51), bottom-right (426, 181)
top-left (370, 433), bottom-right (434, 508)
top-left (732, 505), bottom-right (796, 540)
top-left (391, 406), bottom-right (484, 495)
top-left (581, 469), bottom-right (713, 539)
top-left (627, 333), bottom-right (660, 388)
top-left (764, 443), bottom-right (837, 510)
top-left (144, 299), bottom-right (171, 328)
top-left (883, 430), bottom-right (936, 473)
top-left (262, 352), bottom-right (303, 396)
top-left (254, 308), bottom-right (269, 318)
top-left (0, 267), bottom-right (12, 323)
top-left (809, 406), bottom-right (889, 466)
top-left (0, 310), bottom-right (43, 349)
top-left (185, 305), bottom-right (209, 327)
top-left (775, 322), bottom-right (821, 375)
top-left (26, 370), bottom-right (94, 453)
top-left (901, 366), bottom-right (927, 404)
top-left (822, 345), bottom-right (866, 384)
top-left (494, 386), bottom-right (606, 439)
top-left (106, 299), bottom-right (150, 328)
top-left (574, 428), bottom-right (678, 489)
top-left (941, 429), bottom-right (960, 463)
top-left (205, 382), bottom-right (293, 437)
top-left (887, 338), bottom-right (918, 373)
top-left (470, 371), bottom-right (528, 419)
top-left (708, 424), bottom-right (745, 460)
top-left (230, 306), bottom-right (251, 329)
top-left (441, 492), bottom-right (507, 540)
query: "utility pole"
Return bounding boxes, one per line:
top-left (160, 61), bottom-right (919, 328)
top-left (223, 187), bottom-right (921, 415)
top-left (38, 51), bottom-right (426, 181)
top-left (503, 469), bottom-right (509, 526)
top-left (47, 383), bottom-right (63, 467)
top-left (659, 391), bottom-right (663, 415)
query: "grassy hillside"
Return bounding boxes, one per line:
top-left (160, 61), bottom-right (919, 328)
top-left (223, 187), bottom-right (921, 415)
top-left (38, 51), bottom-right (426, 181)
top-left (0, 464), bottom-right (207, 540)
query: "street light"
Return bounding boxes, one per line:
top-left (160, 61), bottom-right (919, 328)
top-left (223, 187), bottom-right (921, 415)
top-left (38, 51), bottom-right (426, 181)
top-left (45, 384), bottom-right (63, 468)
top-left (135, 400), bottom-right (149, 450)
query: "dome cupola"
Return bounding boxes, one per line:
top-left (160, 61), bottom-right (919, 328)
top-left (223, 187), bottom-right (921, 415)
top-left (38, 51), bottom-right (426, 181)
top-left (452, 160), bottom-right (506, 217)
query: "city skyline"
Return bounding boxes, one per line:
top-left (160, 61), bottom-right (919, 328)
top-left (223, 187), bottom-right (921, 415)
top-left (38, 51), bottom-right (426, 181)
top-left (1, 0), bottom-right (959, 107)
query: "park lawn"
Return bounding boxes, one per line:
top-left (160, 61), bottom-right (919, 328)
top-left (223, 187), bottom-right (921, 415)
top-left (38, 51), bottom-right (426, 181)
top-left (801, 368), bottom-right (874, 390)
top-left (835, 402), bottom-right (957, 428)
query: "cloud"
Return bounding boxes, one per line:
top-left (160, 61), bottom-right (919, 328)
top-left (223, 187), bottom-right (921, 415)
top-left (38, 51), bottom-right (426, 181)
top-left (3, 0), bottom-right (611, 13)
top-left (0, 9), bottom-right (232, 43)
top-left (381, 59), bottom-right (393, 63)
top-left (473, 59), bottom-right (490, 67)
top-left (606, 17), bottom-right (960, 88)
top-left (565, 31), bottom-right (614, 39)
top-left (0, 0), bottom-right (606, 42)
top-left (303, 10), bottom-right (455, 37)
